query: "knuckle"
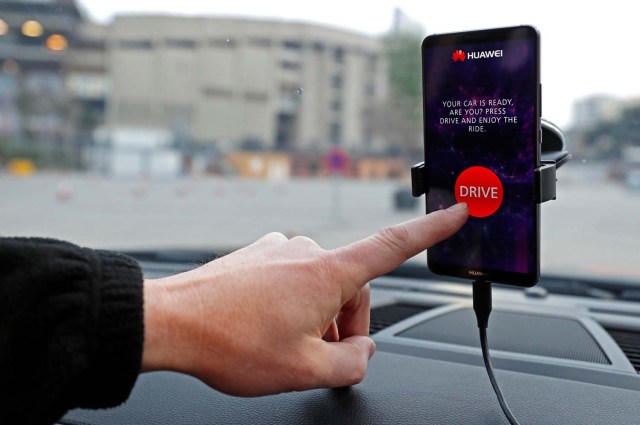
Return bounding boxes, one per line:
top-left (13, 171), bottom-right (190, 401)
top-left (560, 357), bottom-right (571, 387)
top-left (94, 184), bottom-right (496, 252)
top-left (289, 235), bottom-right (320, 249)
top-left (254, 232), bottom-right (288, 247)
top-left (289, 238), bottom-right (335, 279)
top-left (263, 232), bottom-right (288, 242)
top-left (377, 224), bottom-right (410, 252)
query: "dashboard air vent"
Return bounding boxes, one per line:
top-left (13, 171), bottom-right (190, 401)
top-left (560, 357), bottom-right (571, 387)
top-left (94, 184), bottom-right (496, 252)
top-left (370, 303), bottom-right (434, 335)
top-left (604, 327), bottom-right (640, 373)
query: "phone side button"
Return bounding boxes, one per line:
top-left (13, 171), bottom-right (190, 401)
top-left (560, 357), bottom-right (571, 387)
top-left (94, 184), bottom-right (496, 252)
top-left (539, 83), bottom-right (542, 117)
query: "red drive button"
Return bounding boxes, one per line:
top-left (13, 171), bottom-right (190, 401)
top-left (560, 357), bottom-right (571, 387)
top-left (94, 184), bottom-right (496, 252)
top-left (454, 166), bottom-right (504, 218)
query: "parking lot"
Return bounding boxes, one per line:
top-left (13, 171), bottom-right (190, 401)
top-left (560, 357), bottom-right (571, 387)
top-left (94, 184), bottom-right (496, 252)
top-left (1, 161), bottom-right (639, 280)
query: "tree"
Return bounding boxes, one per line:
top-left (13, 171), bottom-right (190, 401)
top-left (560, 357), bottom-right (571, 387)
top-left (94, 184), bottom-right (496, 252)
top-left (383, 33), bottom-right (423, 124)
top-left (372, 32), bottom-right (424, 158)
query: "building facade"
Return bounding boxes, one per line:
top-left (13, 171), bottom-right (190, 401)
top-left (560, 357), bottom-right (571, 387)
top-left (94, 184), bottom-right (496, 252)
top-left (0, 0), bottom-right (109, 168)
top-left (105, 16), bottom-right (387, 154)
top-left (571, 95), bottom-right (622, 131)
top-left (0, 0), bottom-right (79, 150)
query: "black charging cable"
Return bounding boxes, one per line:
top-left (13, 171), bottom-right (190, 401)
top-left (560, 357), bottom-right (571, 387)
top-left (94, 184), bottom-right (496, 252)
top-left (472, 280), bottom-right (521, 425)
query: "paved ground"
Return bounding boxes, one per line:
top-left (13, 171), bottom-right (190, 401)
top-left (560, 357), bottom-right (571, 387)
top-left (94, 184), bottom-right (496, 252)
top-left (1, 161), bottom-right (639, 280)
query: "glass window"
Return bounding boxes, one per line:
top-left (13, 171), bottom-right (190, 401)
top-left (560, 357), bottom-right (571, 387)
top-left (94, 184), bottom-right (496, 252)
top-left (281, 60), bottom-right (302, 71)
top-left (0, 0), bottom-right (637, 284)
top-left (118, 40), bottom-right (153, 50)
top-left (210, 38), bottom-right (235, 48)
top-left (283, 40), bottom-right (302, 50)
top-left (166, 39), bottom-right (197, 49)
top-left (250, 37), bottom-right (272, 47)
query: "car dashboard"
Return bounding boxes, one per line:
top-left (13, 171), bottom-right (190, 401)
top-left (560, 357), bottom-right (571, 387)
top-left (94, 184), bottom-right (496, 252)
top-left (59, 259), bottom-right (640, 425)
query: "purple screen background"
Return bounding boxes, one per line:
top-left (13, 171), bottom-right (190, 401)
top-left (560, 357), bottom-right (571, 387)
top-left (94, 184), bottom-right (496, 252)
top-left (424, 38), bottom-right (537, 274)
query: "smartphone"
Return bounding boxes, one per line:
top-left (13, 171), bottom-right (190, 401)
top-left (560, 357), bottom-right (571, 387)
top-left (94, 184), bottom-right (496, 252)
top-left (422, 26), bottom-right (541, 287)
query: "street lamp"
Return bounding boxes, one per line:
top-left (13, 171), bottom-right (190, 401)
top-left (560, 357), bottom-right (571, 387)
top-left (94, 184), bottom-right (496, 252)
top-left (22, 20), bottom-right (43, 37)
top-left (46, 34), bottom-right (68, 51)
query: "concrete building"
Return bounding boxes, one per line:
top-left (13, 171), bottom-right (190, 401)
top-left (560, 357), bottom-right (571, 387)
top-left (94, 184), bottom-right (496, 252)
top-left (64, 21), bottom-right (109, 144)
top-left (568, 95), bottom-right (640, 159)
top-left (105, 15), bottom-right (387, 154)
top-left (0, 0), bottom-right (110, 168)
top-left (571, 95), bottom-right (622, 130)
top-left (0, 0), bottom-right (82, 142)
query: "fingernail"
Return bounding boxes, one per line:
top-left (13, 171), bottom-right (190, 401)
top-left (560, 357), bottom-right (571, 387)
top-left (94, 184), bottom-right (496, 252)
top-left (369, 340), bottom-right (377, 359)
top-left (446, 202), bottom-right (468, 212)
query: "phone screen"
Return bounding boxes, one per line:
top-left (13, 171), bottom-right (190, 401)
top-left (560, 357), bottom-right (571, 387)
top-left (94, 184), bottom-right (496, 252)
top-left (422, 26), bottom-right (540, 286)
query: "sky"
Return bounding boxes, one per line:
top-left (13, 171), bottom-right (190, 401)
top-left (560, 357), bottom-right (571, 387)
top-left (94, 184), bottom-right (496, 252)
top-left (76, 0), bottom-right (636, 129)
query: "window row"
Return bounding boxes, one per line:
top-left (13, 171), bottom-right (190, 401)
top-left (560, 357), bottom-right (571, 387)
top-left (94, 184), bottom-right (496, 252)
top-left (115, 38), bottom-right (377, 62)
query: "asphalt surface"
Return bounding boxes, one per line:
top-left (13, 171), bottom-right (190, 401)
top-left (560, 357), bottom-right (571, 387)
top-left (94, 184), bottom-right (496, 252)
top-left (1, 161), bottom-right (639, 280)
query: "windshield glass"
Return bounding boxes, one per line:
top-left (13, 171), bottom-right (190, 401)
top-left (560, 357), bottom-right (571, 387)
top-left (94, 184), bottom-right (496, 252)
top-left (1, 1), bottom-right (638, 282)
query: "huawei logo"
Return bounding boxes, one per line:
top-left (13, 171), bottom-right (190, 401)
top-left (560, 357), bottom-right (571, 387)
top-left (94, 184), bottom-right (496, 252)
top-left (452, 49), bottom-right (466, 62)
top-left (453, 49), bottom-right (504, 61)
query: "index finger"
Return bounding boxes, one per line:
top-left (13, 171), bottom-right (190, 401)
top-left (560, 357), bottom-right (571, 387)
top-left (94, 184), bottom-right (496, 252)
top-left (333, 203), bottom-right (468, 299)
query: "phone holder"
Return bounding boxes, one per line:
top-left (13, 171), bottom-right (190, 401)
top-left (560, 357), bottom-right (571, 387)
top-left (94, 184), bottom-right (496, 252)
top-left (410, 119), bottom-right (571, 204)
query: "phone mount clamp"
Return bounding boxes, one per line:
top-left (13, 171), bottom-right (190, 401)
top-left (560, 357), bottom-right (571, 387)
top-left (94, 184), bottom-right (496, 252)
top-left (409, 148), bottom-right (571, 204)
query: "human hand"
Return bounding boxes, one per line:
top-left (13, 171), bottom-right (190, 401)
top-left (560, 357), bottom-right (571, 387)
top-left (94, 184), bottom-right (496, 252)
top-left (142, 203), bottom-right (468, 396)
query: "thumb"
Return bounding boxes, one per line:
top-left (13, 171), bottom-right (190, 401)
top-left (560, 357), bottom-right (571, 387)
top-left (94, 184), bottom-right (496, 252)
top-left (316, 336), bottom-right (376, 388)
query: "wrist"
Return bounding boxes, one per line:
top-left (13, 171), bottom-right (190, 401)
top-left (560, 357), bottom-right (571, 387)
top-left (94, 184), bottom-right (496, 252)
top-left (142, 274), bottom-right (218, 375)
top-left (141, 278), bottom-right (174, 372)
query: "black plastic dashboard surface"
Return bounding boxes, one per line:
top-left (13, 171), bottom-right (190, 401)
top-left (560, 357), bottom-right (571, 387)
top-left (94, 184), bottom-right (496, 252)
top-left (62, 351), bottom-right (640, 425)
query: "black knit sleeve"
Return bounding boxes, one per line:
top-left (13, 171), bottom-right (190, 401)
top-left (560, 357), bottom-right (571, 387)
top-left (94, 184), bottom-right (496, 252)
top-left (0, 238), bottom-right (144, 425)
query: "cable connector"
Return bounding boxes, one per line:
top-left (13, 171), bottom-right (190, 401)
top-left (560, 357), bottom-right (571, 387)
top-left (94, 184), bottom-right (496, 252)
top-left (472, 280), bottom-right (492, 329)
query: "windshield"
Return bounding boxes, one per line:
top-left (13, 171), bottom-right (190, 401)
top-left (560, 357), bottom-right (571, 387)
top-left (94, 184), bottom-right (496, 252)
top-left (0, 1), bottom-right (638, 282)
